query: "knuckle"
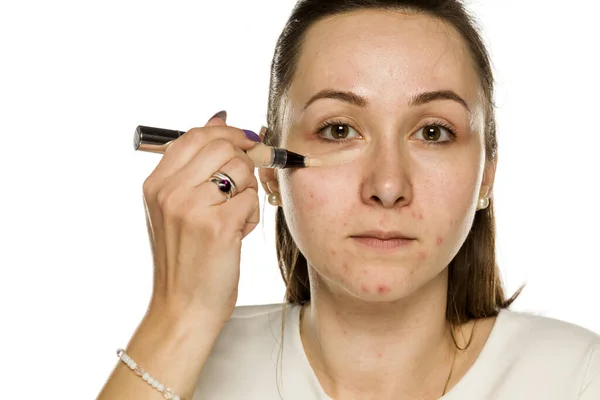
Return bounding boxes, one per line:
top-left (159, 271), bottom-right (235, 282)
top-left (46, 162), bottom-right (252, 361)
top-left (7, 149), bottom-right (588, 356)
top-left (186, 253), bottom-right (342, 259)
top-left (176, 128), bottom-right (205, 149)
top-left (156, 187), bottom-right (178, 211)
top-left (210, 138), bottom-right (237, 158)
top-left (249, 175), bottom-right (259, 191)
top-left (229, 156), bottom-right (249, 173)
top-left (142, 176), bottom-right (156, 196)
top-left (244, 187), bottom-right (259, 206)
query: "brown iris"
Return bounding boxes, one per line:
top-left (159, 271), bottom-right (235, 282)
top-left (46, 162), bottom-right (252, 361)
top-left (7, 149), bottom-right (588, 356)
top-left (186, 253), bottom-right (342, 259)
top-left (331, 124), bottom-right (350, 139)
top-left (423, 126), bottom-right (441, 142)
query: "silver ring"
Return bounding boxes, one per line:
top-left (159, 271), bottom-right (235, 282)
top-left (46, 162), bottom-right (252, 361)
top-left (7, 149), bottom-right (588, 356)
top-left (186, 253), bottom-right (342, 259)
top-left (209, 172), bottom-right (237, 201)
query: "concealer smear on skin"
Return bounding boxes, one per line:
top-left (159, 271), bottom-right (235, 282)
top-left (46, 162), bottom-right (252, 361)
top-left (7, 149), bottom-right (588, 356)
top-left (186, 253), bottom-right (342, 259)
top-left (259, 125), bottom-right (363, 168)
top-left (304, 147), bottom-right (363, 167)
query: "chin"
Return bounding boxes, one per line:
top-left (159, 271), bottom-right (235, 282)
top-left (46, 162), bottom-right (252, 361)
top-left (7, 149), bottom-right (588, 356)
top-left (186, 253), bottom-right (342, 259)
top-left (335, 264), bottom-right (425, 301)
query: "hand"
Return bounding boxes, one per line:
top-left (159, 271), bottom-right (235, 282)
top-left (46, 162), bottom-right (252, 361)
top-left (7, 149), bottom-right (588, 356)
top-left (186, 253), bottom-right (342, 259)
top-left (141, 112), bottom-right (261, 324)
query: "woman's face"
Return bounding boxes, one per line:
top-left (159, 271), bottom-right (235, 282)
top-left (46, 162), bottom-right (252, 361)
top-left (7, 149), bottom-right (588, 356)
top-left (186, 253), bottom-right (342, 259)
top-left (274, 10), bottom-right (494, 301)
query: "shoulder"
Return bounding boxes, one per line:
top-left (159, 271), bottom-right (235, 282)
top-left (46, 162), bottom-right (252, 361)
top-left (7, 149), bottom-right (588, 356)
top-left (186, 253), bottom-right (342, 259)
top-left (498, 309), bottom-right (600, 349)
top-left (496, 309), bottom-right (600, 396)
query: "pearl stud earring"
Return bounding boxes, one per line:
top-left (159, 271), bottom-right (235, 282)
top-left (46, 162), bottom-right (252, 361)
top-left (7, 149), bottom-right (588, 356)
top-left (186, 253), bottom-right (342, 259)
top-left (477, 197), bottom-right (490, 210)
top-left (268, 192), bottom-right (281, 206)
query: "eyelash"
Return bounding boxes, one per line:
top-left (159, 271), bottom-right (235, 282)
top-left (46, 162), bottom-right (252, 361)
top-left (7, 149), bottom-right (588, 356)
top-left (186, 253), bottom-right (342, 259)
top-left (315, 119), bottom-right (458, 146)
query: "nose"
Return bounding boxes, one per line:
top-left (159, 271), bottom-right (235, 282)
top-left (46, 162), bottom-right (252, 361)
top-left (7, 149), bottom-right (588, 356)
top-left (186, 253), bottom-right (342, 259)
top-left (360, 143), bottom-right (413, 209)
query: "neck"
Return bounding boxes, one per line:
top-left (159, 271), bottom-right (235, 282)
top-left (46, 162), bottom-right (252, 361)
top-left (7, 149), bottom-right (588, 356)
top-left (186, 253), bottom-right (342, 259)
top-left (300, 267), bottom-right (456, 399)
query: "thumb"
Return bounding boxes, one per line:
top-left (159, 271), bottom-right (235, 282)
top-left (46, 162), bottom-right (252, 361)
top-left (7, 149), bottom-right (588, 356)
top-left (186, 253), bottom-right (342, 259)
top-left (205, 110), bottom-right (228, 127)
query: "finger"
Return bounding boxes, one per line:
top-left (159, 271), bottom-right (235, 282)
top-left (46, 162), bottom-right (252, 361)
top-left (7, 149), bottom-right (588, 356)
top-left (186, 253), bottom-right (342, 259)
top-left (205, 111), bottom-right (228, 127)
top-left (205, 160), bottom-right (259, 206)
top-left (221, 186), bottom-right (260, 234)
top-left (242, 195), bottom-right (260, 238)
top-left (160, 111), bottom-right (228, 153)
top-left (172, 159), bottom-right (257, 208)
top-left (168, 138), bottom-right (255, 190)
top-left (202, 157), bottom-right (255, 204)
top-left (154, 126), bottom-right (259, 179)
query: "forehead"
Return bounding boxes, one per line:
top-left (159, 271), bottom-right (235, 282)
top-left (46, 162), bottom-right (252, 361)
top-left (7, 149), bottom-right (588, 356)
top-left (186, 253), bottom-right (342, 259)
top-left (289, 9), bottom-right (481, 111)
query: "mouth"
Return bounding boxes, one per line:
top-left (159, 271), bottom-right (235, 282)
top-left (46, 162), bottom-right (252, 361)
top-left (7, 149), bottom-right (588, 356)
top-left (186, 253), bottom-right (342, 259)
top-left (350, 231), bottom-right (416, 250)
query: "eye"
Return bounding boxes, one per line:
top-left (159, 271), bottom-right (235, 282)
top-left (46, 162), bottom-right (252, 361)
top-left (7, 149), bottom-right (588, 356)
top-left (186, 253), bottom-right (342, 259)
top-left (317, 121), bottom-right (361, 142)
top-left (414, 123), bottom-right (457, 146)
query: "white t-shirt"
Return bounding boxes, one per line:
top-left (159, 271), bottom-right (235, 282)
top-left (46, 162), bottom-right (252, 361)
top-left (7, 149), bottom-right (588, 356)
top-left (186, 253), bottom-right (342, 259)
top-left (194, 303), bottom-right (600, 399)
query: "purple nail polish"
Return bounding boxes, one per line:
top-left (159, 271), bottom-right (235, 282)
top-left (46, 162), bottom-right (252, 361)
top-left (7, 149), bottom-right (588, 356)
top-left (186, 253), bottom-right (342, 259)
top-left (243, 129), bottom-right (261, 142)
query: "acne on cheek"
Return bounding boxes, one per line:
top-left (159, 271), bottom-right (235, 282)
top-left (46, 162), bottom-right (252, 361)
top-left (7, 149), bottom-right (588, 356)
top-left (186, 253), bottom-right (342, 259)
top-left (411, 211), bottom-right (424, 220)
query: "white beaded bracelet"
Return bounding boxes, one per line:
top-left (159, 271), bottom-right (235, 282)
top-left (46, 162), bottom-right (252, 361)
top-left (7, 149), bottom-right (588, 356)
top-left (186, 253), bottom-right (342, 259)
top-left (116, 348), bottom-right (185, 400)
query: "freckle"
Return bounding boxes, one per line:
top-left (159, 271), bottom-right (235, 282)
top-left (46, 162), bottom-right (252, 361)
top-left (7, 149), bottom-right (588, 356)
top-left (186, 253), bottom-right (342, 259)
top-left (436, 237), bottom-right (443, 245)
top-left (377, 352), bottom-right (382, 359)
top-left (309, 192), bottom-right (314, 199)
top-left (361, 283), bottom-right (370, 294)
top-left (342, 263), bottom-right (348, 272)
top-left (377, 285), bottom-right (390, 295)
top-left (332, 249), bottom-right (337, 256)
top-left (343, 221), bottom-right (348, 227)
top-left (419, 213), bottom-right (423, 220)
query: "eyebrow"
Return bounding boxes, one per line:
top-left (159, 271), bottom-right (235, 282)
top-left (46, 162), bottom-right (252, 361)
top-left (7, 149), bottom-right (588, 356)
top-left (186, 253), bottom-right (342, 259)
top-left (302, 88), bottom-right (471, 113)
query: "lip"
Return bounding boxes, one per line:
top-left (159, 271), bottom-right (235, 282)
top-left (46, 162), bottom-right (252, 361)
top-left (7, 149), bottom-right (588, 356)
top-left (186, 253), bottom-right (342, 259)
top-left (350, 230), bottom-right (416, 251)
top-left (351, 230), bottom-right (415, 240)
top-left (351, 237), bottom-right (415, 250)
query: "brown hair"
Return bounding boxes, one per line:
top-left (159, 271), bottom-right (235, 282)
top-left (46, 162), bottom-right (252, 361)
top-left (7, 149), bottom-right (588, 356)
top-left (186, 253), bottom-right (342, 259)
top-left (263, 0), bottom-right (523, 336)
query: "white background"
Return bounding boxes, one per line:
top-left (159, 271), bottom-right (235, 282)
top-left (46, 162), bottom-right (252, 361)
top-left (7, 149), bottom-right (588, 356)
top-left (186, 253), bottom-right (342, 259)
top-left (1, 0), bottom-right (599, 397)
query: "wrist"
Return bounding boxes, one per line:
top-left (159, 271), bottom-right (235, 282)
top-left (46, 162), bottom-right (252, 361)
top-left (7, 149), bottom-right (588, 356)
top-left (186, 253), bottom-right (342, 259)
top-left (138, 306), bottom-right (226, 351)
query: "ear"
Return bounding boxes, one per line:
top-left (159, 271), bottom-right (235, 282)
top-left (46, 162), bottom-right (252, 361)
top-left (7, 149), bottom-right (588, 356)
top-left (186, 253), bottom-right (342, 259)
top-left (480, 154), bottom-right (498, 198)
top-left (259, 167), bottom-right (280, 194)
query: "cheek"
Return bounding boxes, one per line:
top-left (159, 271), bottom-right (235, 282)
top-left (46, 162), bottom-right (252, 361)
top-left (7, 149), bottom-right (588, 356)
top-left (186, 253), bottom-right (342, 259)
top-left (418, 161), bottom-right (481, 254)
top-left (280, 167), bottom-right (357, 249)
top-left (286, 167), bottom-right (354, 214)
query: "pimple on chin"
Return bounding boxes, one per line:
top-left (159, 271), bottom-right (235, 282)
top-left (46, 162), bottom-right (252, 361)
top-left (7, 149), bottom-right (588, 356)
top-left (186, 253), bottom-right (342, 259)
top-left (436, 237), bottom-right (443, 245)
top-left (377, 285), bottom-right (391, 295)
top-left (360, 283), bottom-right (371, 294)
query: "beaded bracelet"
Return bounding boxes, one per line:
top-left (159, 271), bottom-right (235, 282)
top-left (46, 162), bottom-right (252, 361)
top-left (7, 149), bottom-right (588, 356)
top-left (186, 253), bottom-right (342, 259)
top-left (116, 348), bottom-right (185, 400)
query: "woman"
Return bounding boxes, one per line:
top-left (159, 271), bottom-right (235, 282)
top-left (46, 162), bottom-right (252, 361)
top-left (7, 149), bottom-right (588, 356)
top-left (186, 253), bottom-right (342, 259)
top-left (98, 1), bottom-right (600, 399)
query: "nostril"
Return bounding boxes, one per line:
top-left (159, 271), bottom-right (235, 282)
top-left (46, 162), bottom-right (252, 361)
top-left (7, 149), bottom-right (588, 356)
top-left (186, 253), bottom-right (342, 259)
top-left (370, 195), bottom-right (405, 207)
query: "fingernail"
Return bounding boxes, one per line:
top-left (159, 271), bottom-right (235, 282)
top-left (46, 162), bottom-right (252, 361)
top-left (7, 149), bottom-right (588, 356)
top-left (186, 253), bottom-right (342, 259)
top-left (209, 110), bottom-right (227, 122)
top-left (243, 129), bottom-right (262, 142)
